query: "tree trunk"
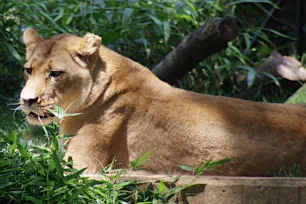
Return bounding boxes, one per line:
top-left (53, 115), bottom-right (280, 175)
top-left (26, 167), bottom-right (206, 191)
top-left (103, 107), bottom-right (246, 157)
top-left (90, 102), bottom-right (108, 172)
top-left (152, 16), bottom-right (240, 84)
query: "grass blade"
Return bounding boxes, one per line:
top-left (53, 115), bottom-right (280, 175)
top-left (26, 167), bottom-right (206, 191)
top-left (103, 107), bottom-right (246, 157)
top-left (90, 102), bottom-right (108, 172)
top-left (122, 8), bottom-right (133, 24)
top-left (52, 151), bottom-right (63, 178)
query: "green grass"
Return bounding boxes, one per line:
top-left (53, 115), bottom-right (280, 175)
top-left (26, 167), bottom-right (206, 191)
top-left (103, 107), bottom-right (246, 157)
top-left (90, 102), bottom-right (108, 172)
top-left (179, 158), bottom-right (232, 176)
top-left (0, 127), bottom-right (191, 203)
top-left (271, 164), bottom-right (306, 177)
top-left (0, 105), bottom-right (233, 203)
top-left (1, 120), bottom-right (304, 203)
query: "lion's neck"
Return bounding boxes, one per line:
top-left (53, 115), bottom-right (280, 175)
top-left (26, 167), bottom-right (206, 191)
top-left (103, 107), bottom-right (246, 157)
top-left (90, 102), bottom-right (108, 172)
top-left (88, 45), bottom-right (172, 105)
top-left (61, 45), bottom-right (171, 135)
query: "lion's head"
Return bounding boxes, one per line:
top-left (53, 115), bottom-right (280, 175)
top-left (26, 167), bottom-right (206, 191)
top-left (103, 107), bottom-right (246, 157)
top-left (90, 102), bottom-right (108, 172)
top-left (20, 29), bottom-right (102, 125)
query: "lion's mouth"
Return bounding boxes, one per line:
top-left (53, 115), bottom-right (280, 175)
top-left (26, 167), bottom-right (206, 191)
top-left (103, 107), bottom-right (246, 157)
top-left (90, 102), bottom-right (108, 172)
top-left (26, 110), bottom-right (56, 125)
top-left (28, 111), bottom-right (54, 119)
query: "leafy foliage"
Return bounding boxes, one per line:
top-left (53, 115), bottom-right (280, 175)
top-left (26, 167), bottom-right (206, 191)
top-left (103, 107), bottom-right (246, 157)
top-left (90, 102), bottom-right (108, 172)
top-left (0, 105), bottom-right (229, 203)
top-left (179, 158), bottom-right (232, 176)
top-left (272, 164), bottom-right (306, 177)
top-left (0, 128), bottom-right (190, 203)
top-left (0, 0), bottom-right (301, 105)
top-left (130, 150), bottom-right (153, 171)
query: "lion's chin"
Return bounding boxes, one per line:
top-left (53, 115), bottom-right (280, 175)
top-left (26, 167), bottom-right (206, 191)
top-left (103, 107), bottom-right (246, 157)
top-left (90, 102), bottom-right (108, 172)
top-left (26, 112), bottom-right (56, 125)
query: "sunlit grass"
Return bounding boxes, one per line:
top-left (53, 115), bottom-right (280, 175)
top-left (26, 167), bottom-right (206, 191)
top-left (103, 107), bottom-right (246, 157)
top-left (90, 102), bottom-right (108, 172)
top-left (0, 122), bottom-right (185, 203)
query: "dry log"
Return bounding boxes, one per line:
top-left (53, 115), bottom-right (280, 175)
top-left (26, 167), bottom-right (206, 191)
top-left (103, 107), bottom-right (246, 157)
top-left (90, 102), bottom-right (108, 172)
top-left (152, 16), bottom-right (240, 84)
top-left (237, 51), bottom-right (306, 104)
top-left (236, 52), bottom-right (306, 86)
top-left (258, 51), bottom-right (306, 81)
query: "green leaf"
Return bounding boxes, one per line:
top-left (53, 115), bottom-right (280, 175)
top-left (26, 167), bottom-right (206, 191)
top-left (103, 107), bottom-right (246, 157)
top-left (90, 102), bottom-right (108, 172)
top-left (37, 8), bottom-right (66, 33)
top-left (263, 28), bottom-right (296, 40)
top-left (263, 72), bottom-right (280, 87)
top-left (184, 0), bottom-right (196, 13)
top-left (130, 150), bottom-right (152, 170)
top-left (10, 130), bottom-right (18, 153)
top-left (237, 65), bottom-right (257, 87)
top-left (113, 181), bottom-right (135, 190)
top-left (94, 0), bottom-right (105, 8)
top-left (47, 106), bottom-right (82, 120)
top-left (158, 182), bottom-right (168, 193)
top-left (17, 143), bottom-right (30, 160)
top-left (247, 69), bottom-right (257, 88)
top-left (243, 32), bottom-right (251, 50)
top-left (174, 14), bottom-right (194, 21)
top-left (106, 10), bottom-right (113, 22)
top-left (147, 14), bottom-right (162, 26)
top-left (228, 44), bottom-right (247, 64)
top-left (195, 159), bottom-right (211, 175)
top-left (32, 145), bottom-right (51, 153)
top-left (52, 135), bottom-right (59, 151)
top-left (0, 160), bottom-right (12, 167)
top-left (102, 31), bottom-right (121, 43)
top-left (67, 156), bottom-right (73, 168)
top-left (178, 165), bottom-right (194, 171)
top-left (58, 134), bottom-right (75, 139)
top-left (226, 0), bottom-right (279, 8)
top-left (163, 21), bottom-right (170, 44)
top-left (24, 196), bottom-right (42, 204)
top-left (70, 182), bottom-right (91, 200)
top-left (52, 151), bottom-right (63, 178)
top-left (38, 168), bottom-right (45, 176)
top-left (4, 43), bottom-right (21, 62)
top-left (64, 168), bottom-right (86, 181)
top-left (208, 158), bottom-right (232, 168)
top-left (58, 142), bottom-right (66, 161)
top-left (164, 185), bottom-right (188, 198)
top-left (122, 8), bottom-right (133, 24)
top-left (286, 84), bottom-right (306, 104)
top-left (54, 8), bottom-right (64, 22)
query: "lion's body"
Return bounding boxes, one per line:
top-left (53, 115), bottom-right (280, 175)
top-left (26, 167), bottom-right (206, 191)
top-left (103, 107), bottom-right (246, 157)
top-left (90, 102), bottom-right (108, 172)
top-left (20, 29), bottom-right (306, 176)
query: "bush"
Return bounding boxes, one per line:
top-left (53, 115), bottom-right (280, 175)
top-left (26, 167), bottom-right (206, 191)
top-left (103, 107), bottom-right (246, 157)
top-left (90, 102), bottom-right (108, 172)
top-left (0, 126), bottom-right (189, 203)
top-left (0, 0), bottom-right (301, 104)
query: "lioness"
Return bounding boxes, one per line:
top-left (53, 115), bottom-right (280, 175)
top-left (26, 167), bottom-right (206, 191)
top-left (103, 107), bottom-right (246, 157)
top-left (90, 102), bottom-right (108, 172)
top-left (20, 28), bottom-right (306, 176)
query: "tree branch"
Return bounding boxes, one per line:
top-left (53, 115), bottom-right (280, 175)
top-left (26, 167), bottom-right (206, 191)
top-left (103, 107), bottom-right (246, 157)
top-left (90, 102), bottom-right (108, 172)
top-left (152, 16), bottom-right (240, 84)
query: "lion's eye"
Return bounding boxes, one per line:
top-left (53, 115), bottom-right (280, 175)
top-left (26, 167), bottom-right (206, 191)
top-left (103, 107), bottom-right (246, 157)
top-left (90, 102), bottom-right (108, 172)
top-left (50, 71), bottom-right (63, 77)
top-left (25, 68), bottom-right (32, 75)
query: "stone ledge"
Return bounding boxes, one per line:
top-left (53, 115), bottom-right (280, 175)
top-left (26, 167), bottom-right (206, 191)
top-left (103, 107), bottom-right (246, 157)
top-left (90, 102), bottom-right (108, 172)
top-left (83, 174), bottom-right (306, 204)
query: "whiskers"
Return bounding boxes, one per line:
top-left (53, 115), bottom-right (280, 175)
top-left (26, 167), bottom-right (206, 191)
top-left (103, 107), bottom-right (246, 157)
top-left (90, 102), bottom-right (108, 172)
top-left (9, 99), bottom-right (23, 120)
top-left (8, 98), bottom-right (21, 106)
top-left (12, 105), bottom-right (23, 120)
top-left (8, 102), bottom-right (21, 106)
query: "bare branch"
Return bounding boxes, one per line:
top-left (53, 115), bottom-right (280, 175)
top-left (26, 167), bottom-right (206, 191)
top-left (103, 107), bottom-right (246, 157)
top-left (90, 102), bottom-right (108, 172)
top-left (152, 16), bottom-right (240, 84)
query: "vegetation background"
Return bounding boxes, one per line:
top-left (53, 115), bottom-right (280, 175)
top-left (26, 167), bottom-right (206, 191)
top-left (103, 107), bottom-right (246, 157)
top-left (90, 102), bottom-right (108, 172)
top-left (0, 0), bottom-right (305, 203)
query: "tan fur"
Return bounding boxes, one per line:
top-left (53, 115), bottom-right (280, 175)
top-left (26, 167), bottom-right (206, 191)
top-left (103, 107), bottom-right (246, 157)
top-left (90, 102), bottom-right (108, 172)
top-left (20, 29), bottom-right (306, 176)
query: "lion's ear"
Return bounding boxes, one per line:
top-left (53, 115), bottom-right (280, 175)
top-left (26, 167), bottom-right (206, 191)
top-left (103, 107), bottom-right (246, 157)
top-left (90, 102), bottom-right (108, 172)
top-left (23, 28), bottom-right (43, 46)
top-left (78, 33), bottom-right (101, 56)
top-left (73, 33), bottom-right (102, 68)
top-left (23, 28), bottom-right (44, 60)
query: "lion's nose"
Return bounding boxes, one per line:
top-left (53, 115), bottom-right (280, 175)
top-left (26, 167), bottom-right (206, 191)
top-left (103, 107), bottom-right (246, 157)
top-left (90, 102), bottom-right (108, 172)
top-left (23, 97), bottom-right (38, 107)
